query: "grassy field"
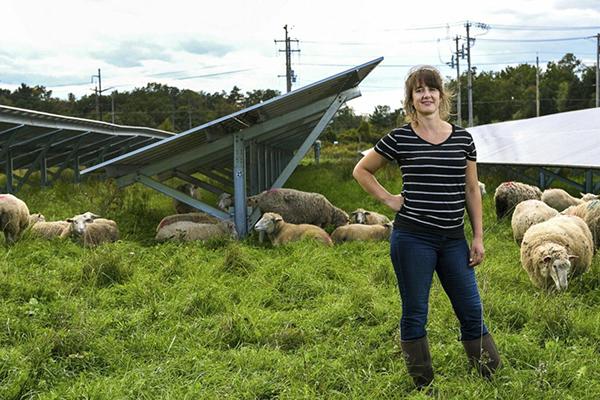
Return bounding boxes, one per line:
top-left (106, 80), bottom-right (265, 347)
top-left (2, 156), bottom-right (600, 399)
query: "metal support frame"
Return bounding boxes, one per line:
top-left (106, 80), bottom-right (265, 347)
top-left (135, 174), bottom-right (230, 220)
top-left (233, 132), bottom-right (247, 237)
top-left (1, 130), bottom-right (20, 193)
top-left (15, 141), bottom-right (54, 192)
top-left (172, 170), bottom-right (226, 195)
top-left (49, 137), bottom-right (85, 184)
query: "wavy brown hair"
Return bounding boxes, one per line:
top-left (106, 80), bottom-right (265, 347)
top-left (403, 65), bottom-right (452, 124)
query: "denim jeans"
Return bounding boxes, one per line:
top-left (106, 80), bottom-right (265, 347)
top-left (390, 228), bottom-right (488, 341)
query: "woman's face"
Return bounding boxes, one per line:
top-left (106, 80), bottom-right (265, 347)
top-left (412, 83), bottom-right (440, 116)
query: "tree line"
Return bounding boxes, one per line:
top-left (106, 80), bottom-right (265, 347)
top-left (0, 53), bottom-right (596, 142)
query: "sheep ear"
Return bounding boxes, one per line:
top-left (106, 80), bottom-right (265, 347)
top-left (66, 218), bottom-right (73, 223)
top-left (351, 211), bottom-right (357, 216)
top-left (364, 211), bottom-right (371, 215)
top-left (90, 213), bottom-right (101, 219)
top-left (275, 217), bottom-right (283, 222)
top-left (568, 255), bottom-right (579, 261)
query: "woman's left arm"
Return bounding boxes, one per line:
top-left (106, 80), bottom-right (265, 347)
top-left (465, 160), bottom-right (484, 267)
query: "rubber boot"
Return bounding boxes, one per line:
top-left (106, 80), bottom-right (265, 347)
top-left (401, 336), bottom-right (434, 388)
top-left (462, 333), bottom-right (501, 378)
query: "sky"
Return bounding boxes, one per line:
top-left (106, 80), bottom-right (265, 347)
top-left (2, 0), bottom-right (600, 116)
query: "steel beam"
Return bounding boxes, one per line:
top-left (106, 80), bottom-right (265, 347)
top-left (232, 132), bottom-right (247, 237)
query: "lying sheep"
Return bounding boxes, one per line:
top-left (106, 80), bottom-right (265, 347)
top-left (155, 219), bottom-right (237, 242)
top-left (28, 213), bottom-right (45, 226)
top-left (248, 188), bottom-right (349, 228)
top-left (511, 200), bottom-right (559, 245)
top-left (562, 200), bottom-right (600, 249)
top-left (494, 181), bottom-right (542, 219)
top-left (0, 193), bottom-right (30, 244)
top-left (254, 212), bottom-right (333, 247)
top-left (60, 213), bottom-right (119, 247)
top-left (350, 208), bottom-right (391, 225)
top-left (331, 223), bottom-right (392, 244)
top-left (156, 212), bottom-right (220, 232)
top-left (217, 192), bottom-right (233, 211)
top-left (520, 215), bottom-right (593, 291)
top-left (541, 188), bottom-right (598, 212)
top-left (30, 220), bottom-right (71, 240)
top-left (174, 183), bottom-right (200, 214)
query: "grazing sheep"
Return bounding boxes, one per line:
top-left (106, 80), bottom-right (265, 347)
top-left (0, 193), bottom-right (30, 244)
top-left (174, 183), bottom-right (200, 214)
top-left (155, 219), bottom-right (237, 242)
top-left (61, 213), bottom-right (119, 247)
top-left (248, 188), bottom-right (349, 228)
top-left (331, 223), bottom-right (393, 244)
top-left (478, 181), bottom-right (487, 197)
top-left (350, 208), bottom-right (391, 225)
top-left (541, 188), bottom-right (598, 212)
top-left (494, 181), bottom-right (542, 219)
top-left (31, 220), bottom-right (71, 239)
top-left (562, 200), bottom-right (600, 249)
top-left (520, 215), bottom-right (593, 291)
top-left (511, 200), bottom-right (559, 245)
top-left (254, 212), bottom-right (333, 247)
top-left (156, 212), bottom-right (220, 232)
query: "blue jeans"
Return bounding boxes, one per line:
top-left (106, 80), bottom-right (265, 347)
top-left (390, 228), bottom-right (488, 341)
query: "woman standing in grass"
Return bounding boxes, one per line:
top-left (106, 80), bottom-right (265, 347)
top-left (353, 65), bottom-right (501, 388)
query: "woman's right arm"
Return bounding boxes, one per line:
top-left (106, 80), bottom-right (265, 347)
top-left (352, 149), bottom-right (404, 212)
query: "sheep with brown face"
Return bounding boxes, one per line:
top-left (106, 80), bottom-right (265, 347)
top-left (254, 212), bottom-right (332, 247)
top-left (350, 208), bottom-right (390, 225)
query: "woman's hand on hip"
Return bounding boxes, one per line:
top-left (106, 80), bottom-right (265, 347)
top-left (384, 194), bottom-right (404, 212)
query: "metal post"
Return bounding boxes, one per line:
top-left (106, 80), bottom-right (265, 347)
top-left (466, 22), bottom-right (473, 127)
top-left (536, 55), bottom-right (540, 117)
top-left (5, 150), bottom-right (13, 193)
top-left (455, 36), bottom-right (462, 126)
top-left (233, 133), bottom-right (247, 237)
top-left (596, 33), bottom-right (599, 108)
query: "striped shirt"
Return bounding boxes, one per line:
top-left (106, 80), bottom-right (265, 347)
top-left (374, 123), bottom-right (476, 238)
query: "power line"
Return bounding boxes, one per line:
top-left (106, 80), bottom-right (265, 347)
top-left (477, 35), bottom-right (595, 43)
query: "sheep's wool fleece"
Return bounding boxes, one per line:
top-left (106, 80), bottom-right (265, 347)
top-left (520, 215), bottom-right (593, 288)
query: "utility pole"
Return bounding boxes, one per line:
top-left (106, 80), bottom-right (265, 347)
top-left (274, 25), bottom-right (300, 92)
top-left (448, 36), bottom-right (465, 126)
top-left (596, 33), bottom-right (600, 107)
top-left (465, 22), bottom-right (474, 127)
top-left (536, 55), bottom-right (540, 117)
top-left (91, 68), bottom-right (102, 120)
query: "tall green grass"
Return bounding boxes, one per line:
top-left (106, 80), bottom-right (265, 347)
top-left (2, 162), bottom-right (600, 399)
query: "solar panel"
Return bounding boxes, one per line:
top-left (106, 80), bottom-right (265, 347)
top-left (82, 57), bottom-right (383, 236)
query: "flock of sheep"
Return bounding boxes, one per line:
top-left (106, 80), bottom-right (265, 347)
top-left (495, 181), bottom-right (599, 291)
top-left (3, 180), bottom-right (599, 293)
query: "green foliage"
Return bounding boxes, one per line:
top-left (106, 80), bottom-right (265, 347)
top-left (3, 163), bottom-right (600, 398)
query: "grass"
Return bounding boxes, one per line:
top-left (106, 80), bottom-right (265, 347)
top-left (2, 156), bottom-right (600, 399)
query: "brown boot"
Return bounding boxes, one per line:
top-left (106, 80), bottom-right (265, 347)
top-left (462, 333), bottom-right (501, 378)
top-left (401, 335), bottom-right (434, 388)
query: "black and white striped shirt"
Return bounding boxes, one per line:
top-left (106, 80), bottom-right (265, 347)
top-left (374, 123), bottom-right (476, 237)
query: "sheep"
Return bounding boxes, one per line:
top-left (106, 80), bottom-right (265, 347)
top-left (0, 193), bottom-right (30, 244)
top-left (511, 200), bottom-right (559, 245)
top-left (494, 181), bottom-right (542, 219)
top-left (156, 212), bottom-right (220, 232)
top-left (28, 213), bottom-right (45, 226)
top-left (541, 188), bottom-right (599, 212)
top-left (478, 181), bottom-right (487, 197)
top-left (254, 212), bottom-right (333, 247)
top-left (331, 223), bottom-right (393, 244)
top-left (155, 219), bottom-right (237, 242)
top-left (174, 183), bottom-right (201, 214)
top-left (217, 192), bottom-right (233, 211)
top-left (248, 188), bottom-right (349, 228)
top-left (60, 213), bottom-right (119, 247)
top-left (520, 215), bottom-right (593, 291)
top-left (350, 208), bottom-right (391, 225)
top-left (30, 220), bottom-right (71, 239)
top-left (562, 200), bottom-right (600, 249)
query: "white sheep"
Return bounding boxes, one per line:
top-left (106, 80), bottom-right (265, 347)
top-left (30, 220), bottom-right (71, 240)
top-left (0, 193), bottom-right (30, 244)
top-left (541, 188), bottom-right (598, 212)
top-left (511, 200), bottom-right (559, 245)
top-left (155, 219), bottom-right (237, 242)
top-left (174, 183), bottom-right (200, 214)
top-left (350, 208), bottom-right (391, 225)
top-left (562, 200), bottom-right (600, 249)
top-left (520, 215), bottom-right (593, 291)
top-left (156, 212), bottom-right (220, 233)
top-left (254, 212), bottom-right (333, 247)
top-left (331, 223), bottom-right (392, 244)
top-left (61, 213), bottom-right (119, 247)
top-left (494, 181), bottom-right (542, 219)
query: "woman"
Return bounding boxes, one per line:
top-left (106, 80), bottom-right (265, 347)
top-left (353, 65), bottom-right (500, 387)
